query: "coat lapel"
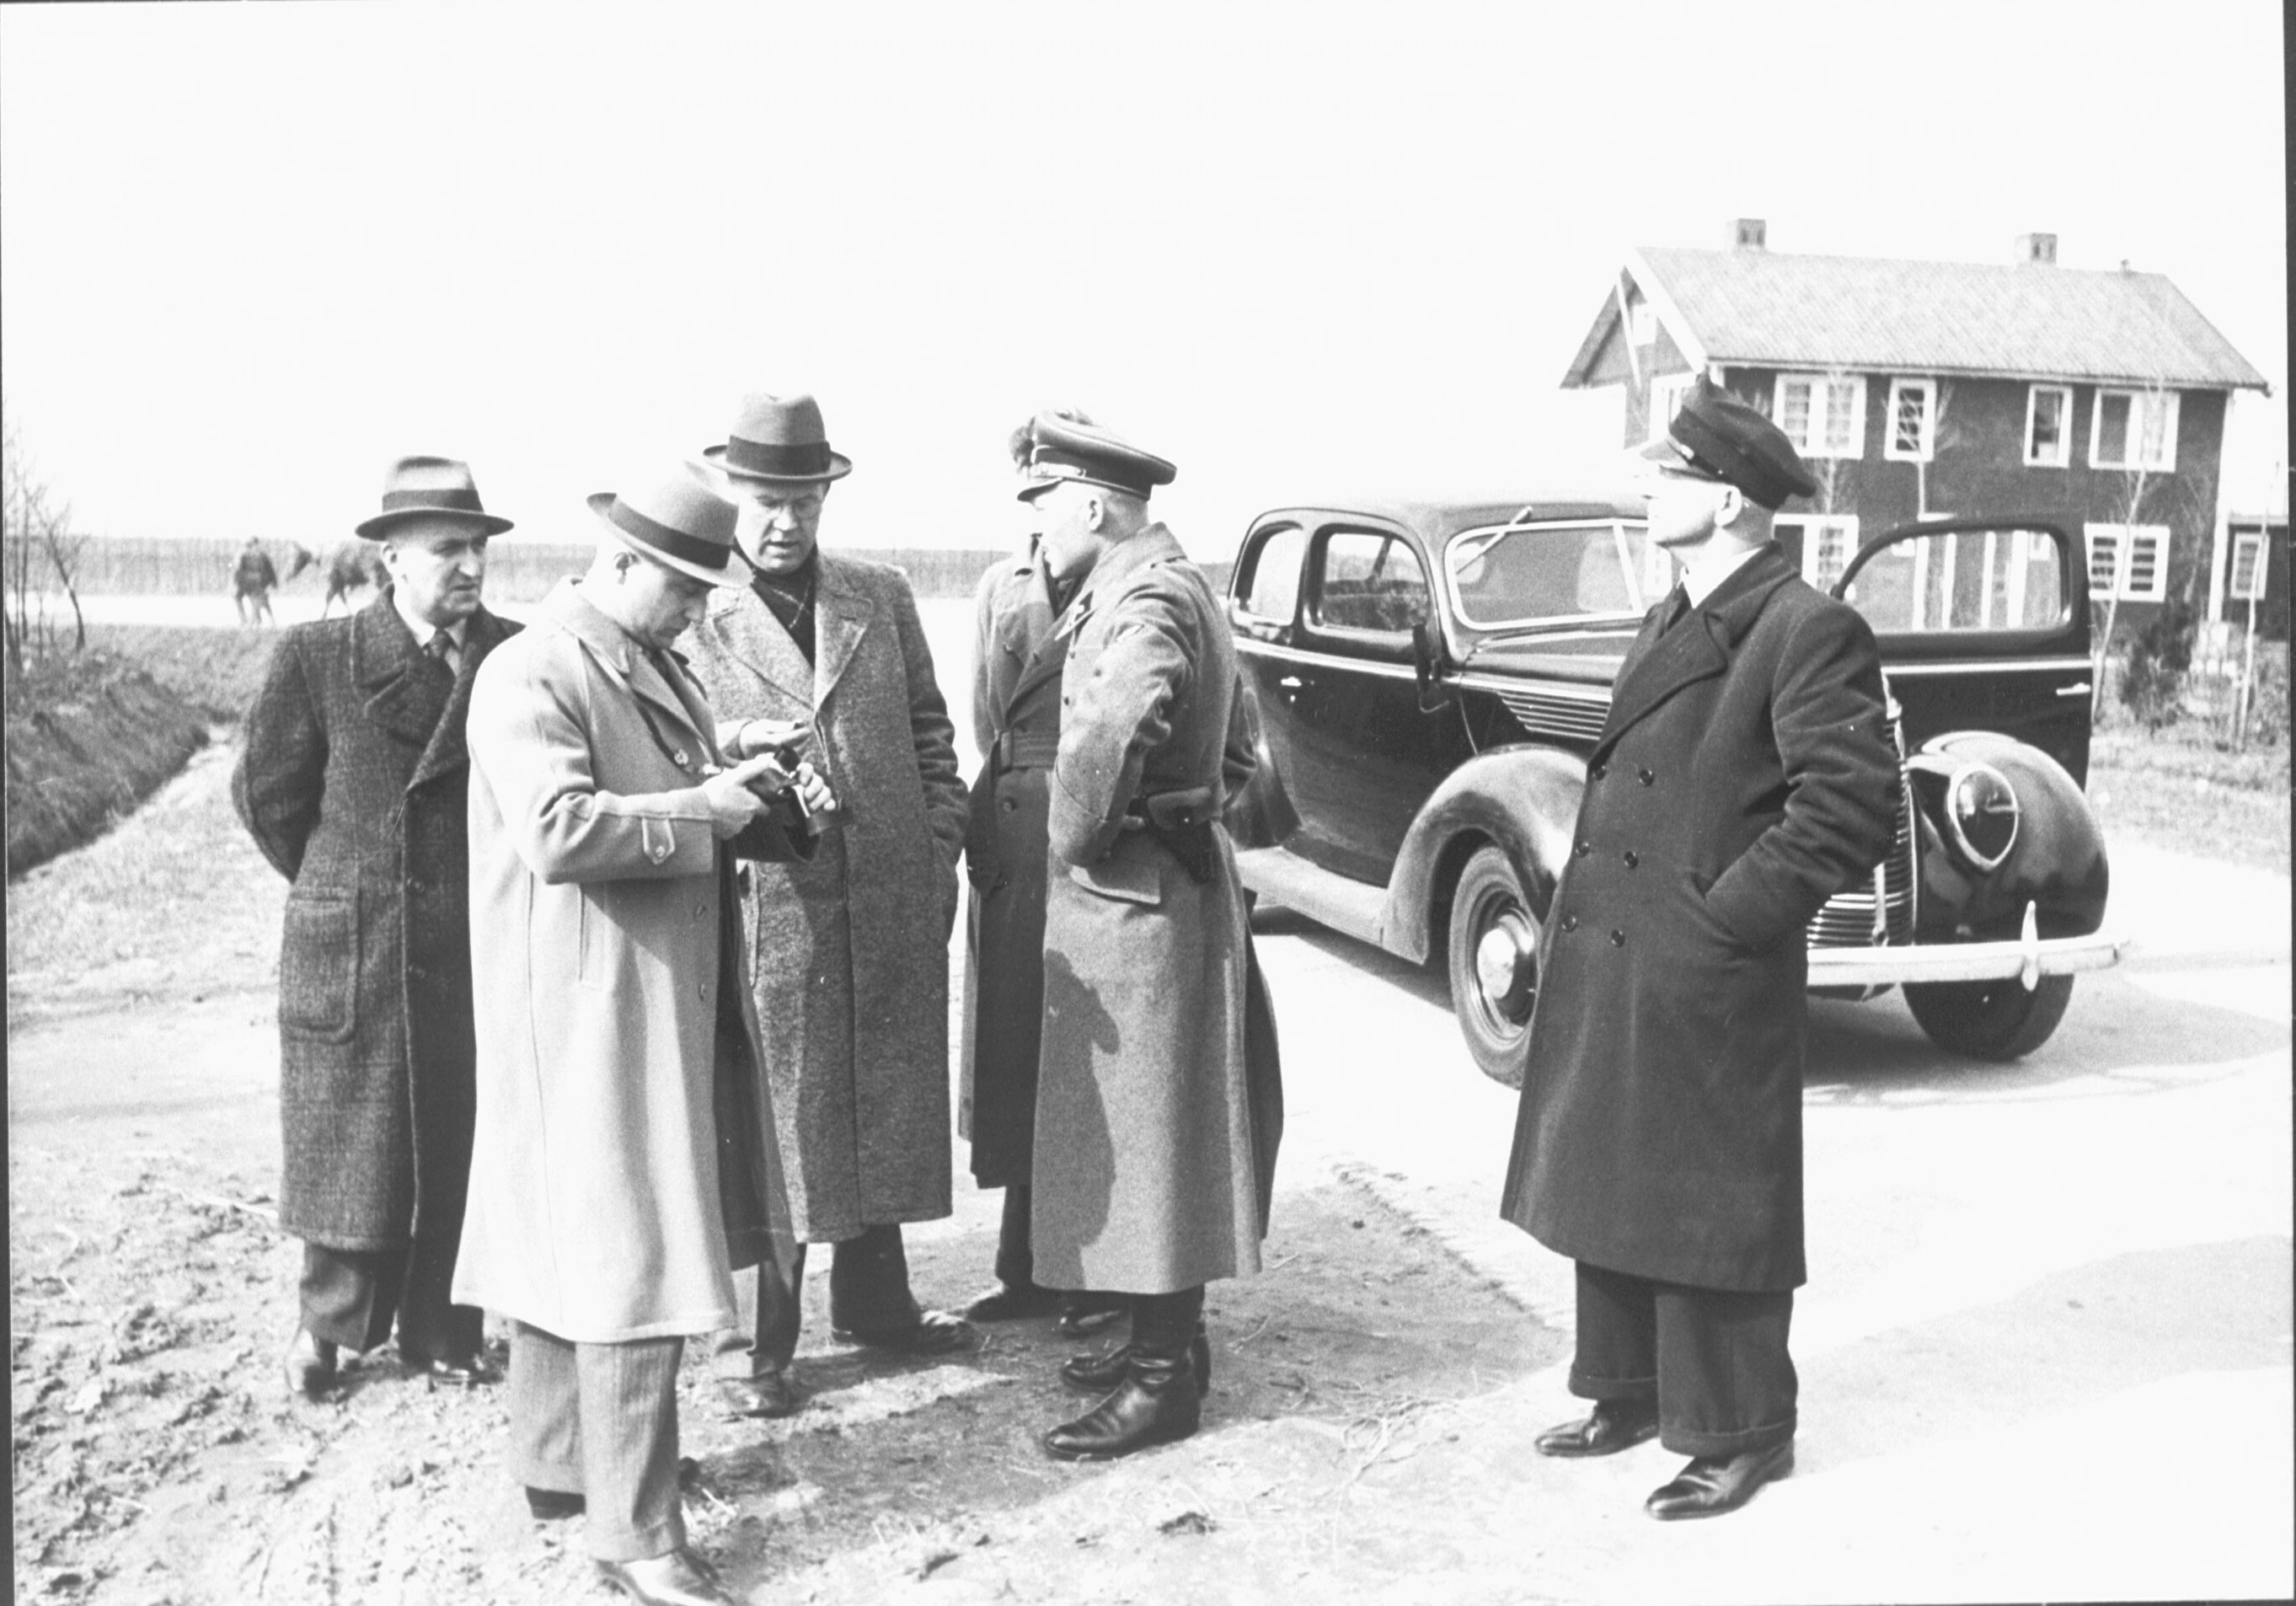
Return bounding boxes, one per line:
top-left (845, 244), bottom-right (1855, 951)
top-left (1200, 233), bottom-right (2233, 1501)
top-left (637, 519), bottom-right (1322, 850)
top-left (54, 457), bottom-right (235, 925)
top-left (1003, 564), bottom-right (1068, 712)
top-left (1593, 545), bottom-right (1796, 761)
top-left (698, 581), bottom-right (813, 713)
top-left (811, 555), bottom-right (875, 709)
top-left (408, 607), bottom-right (515, 790)
top-left (354, 591), bottom-right (452, 749)
top-left (546, 581), bottom-right (709, 751)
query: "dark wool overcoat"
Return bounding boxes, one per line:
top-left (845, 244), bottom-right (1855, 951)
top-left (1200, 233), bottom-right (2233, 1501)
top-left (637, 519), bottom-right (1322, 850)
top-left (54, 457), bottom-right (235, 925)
top-left (959, 545), bottom-right (1068, 1189)
top-left (1032, 527), bottom-right (1280, 1295)
top-left (233, 592), bottom-right (518, 1250)
top-left (683, 553), bottom-right (969, 1242)
top-left (1501, 545), bottom-right (1899, 1293)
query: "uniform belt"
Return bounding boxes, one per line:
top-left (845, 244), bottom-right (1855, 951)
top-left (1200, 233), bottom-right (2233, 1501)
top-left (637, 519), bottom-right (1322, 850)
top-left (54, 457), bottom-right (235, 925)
top-left (993, 731), bottom-right (1062, 770)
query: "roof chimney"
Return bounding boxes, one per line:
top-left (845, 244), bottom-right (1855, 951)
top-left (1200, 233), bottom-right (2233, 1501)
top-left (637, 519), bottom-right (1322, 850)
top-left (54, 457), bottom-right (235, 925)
top-left (2015, 232), bottom-right (2058, 265)
top-left (1730, 217), bottom-right (1767, 252)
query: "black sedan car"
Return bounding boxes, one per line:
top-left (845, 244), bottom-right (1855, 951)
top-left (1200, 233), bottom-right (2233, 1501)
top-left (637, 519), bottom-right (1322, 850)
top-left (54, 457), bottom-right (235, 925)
top-left (1224, 495), bottom-right (2125, 1084)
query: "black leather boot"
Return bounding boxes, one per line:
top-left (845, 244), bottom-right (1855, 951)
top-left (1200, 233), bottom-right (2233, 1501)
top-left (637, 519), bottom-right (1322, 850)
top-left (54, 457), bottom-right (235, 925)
top-left (1043, 1287), bottom-right (1204, 1460)
top-left (1060, 1322), bottom-right (1211, 1397)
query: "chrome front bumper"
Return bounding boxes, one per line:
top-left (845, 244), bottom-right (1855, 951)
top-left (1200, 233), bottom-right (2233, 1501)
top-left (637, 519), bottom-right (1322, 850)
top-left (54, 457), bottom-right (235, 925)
top-left (1806, 902), bottom-right (2125, 991)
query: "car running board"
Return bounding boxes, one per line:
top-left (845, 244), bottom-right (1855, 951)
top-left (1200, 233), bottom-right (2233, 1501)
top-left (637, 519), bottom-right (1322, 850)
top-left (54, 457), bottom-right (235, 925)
top-left (1235, 844), bottom-right (1390, 950)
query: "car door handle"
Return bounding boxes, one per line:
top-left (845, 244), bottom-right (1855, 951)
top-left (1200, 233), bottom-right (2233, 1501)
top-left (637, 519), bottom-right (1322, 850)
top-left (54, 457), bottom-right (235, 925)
top-left (1278, 676), bottom-right (1303, 689)
top-left (2055, 682), bottom-right (2092, 697)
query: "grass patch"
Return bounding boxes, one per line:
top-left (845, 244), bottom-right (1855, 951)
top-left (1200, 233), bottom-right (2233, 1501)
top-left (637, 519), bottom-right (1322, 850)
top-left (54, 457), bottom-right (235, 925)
top-left (2089, 725), bottom-right (2290, 875)
top-left (4, 648), bottom-right (211, 881)
top-left (80, 623), bottom-right (281, 720)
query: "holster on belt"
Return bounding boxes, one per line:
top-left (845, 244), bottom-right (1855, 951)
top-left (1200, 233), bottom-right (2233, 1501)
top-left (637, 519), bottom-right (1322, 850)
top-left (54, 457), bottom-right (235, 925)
top-left (1126, 785), bottom-right (1220, 885)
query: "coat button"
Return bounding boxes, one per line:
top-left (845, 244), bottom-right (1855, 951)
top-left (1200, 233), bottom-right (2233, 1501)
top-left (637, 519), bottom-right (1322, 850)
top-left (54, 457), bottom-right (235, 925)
top-left (1573, 840), bottom-right (1590, 859)
top-left (1560, 914), bottom-right (1578, 932)
top-left (1609, 928), bottom-right (1626, 946)
top-left (1589, 763), bottom-right (1608, 781)
top-left (1002, 798), bottom-right (1018, 812)
top-left (674, 748), bottom-right (689, 768)
top-left (699, 981), bottom-right (710, 1001)
top-left (1622, 850), bottom-right (1639, 869)
top-left (1637, 767), bottom-right (1655, 785)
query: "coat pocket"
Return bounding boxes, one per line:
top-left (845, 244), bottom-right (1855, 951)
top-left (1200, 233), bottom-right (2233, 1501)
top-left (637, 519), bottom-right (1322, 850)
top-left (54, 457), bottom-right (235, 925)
top-left (278, 890), bottom-right (359, 1042)
top-left (1068, 851), bottom-right (1162, 907)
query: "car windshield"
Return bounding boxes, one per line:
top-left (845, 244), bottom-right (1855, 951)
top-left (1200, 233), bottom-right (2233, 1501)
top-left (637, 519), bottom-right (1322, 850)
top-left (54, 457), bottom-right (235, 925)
top-left (1838, 525), bottom-right (2069, 633)
top-left (1444, 520), bottom-right (1659, 629)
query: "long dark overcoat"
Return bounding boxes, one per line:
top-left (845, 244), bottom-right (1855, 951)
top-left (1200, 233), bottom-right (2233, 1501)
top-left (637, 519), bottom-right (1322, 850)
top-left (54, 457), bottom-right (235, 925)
top-left (683, 553), bottom-right (969, 1241)
top-left (1032, 526), bottom-right (1278, 1295)
top-left (233, 592), bottom-right (518, 1250)
top-left (1501, 545), bottom-right (1898, 1292)
top-left (959, 545), bottom-right (1068, 1189)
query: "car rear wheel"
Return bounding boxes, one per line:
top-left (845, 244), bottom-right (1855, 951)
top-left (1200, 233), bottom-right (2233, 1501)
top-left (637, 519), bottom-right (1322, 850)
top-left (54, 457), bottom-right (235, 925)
top-left (1446, 845), bottom-right (1540, 1089)
top-left (1903, 974), bottom-right (2074, 1061)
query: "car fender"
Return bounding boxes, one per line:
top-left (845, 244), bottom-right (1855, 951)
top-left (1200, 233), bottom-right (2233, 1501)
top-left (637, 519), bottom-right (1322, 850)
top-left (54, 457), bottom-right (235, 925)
top-left (1382, 744), bottom-right (1586, 964)
top-left (1907, 731), bottom-right (2109, 941)
top-left (1222, 690), bottom-right (1301, 851)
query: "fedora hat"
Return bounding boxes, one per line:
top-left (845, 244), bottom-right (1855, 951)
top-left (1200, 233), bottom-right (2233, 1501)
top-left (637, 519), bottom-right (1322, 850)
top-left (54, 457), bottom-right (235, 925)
top-left (700, 392), bottom-right (854, 484)
top-left (587, 473), bottom-right (747, 587)
top-left (354, 455), bottom-right (516, 541)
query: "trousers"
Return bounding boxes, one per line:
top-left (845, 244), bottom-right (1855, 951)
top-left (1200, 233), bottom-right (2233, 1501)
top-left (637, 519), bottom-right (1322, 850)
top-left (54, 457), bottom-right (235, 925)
top-left (506, 1323), bottom-right (685, 1562)
top-left (994, 1184), bottom-right (1036, 1289)
top-left (1567, 1260), bottom-right (1796, 1457)
top-left (714, 1222), bottom-right (922, 1377)
top-left (298, 1238), bottom-right (481, 1362)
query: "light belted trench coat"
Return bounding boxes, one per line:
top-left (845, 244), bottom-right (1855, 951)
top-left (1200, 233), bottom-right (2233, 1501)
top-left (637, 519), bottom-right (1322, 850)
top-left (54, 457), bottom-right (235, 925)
top-left (454, 581), bottom-right (800, 1342)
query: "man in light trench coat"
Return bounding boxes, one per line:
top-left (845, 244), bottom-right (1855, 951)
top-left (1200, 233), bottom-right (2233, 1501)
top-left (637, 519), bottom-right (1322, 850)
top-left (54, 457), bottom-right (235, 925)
top-left (235, 455), bottom-right (517, 1398)
top-left (684, 392), bottom-right (974, 1419)
top-left (1501, 377), bottom-right (1900, 1521)
top-left (1018, 411), bottom-right (1281, 1461)
top-left (457, 470), bottom-right (830, 1606)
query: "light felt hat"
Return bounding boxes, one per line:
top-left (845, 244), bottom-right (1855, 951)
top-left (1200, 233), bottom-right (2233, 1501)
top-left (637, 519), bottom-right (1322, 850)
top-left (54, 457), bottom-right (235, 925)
top-left (587, 473), bottom-right (747, 587)
top-left (354, 455), bottom-right (516, 541)
top-left (699, 392), bottom-right (854, 484)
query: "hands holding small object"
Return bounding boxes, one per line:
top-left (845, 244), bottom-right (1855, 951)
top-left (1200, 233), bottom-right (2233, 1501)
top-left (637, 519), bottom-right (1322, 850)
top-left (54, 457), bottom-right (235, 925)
top-left (700, 748), bottom-right (837, 839)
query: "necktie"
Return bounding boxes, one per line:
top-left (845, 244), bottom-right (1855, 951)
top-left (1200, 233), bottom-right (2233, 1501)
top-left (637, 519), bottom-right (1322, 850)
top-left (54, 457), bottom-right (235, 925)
top-left (423, 633), bottom-right (457, 674)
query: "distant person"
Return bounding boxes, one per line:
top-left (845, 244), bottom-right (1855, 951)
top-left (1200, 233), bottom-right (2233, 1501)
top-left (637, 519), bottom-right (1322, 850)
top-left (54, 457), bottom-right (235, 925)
top-left (233, 454), bottom-right (518, 1400)
top-left (684, 392), bottom-right (974, 1419)
top-left (458, 470), bottom-right (825, 1606)
top-left (233, 537), bottom-right (279, 625)
top-left (1501, 377), bottom-right (1899, 1520)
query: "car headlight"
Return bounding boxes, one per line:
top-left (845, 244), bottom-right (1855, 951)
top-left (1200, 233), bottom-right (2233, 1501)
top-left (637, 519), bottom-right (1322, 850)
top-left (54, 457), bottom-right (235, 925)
top-left (1945, 762), bottom-right (2020, 873)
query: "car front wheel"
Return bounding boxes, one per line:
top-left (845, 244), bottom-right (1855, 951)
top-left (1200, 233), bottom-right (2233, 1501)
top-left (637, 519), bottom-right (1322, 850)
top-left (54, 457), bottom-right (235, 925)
top-left (1903, 974), bottom-right (2074, 1061)
top-left (1446, 844), bottom-right (1541, 1089)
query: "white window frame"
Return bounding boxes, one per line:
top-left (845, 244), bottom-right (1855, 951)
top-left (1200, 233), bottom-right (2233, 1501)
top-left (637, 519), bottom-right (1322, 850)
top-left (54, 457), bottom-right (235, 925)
top-left (2085, 522), bottom-right (2170, 602)
top-left (1772, 372), bottom-right (1865, 459)
top-left (2228, 528), bottom-right (2270, 602)
top-left (2024, 384), bottom-right (2073, 468)
top-left (1629, 299), bottom-right (1656, 346)
top-left (1775, 515), bottom-right (1861, 592)
top-left (2088, 388), bottom-right (2180, 472)
top-left (1647, 372), bottom-right (1694, 445)
top-left (1883, 377), bottom-right (1936, 462)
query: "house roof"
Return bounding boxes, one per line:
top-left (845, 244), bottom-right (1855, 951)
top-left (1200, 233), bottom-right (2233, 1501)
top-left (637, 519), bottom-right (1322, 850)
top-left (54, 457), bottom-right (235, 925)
top-left (1562, 246), bottom-right (2270, 393)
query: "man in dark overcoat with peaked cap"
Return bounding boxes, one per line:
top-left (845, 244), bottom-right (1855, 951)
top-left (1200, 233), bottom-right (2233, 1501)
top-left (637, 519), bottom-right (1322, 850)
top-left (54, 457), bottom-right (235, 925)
top-left (1501, 377), bottom-right (1900, 1519)
top-left (234, 454), bottom-right (519, 1396)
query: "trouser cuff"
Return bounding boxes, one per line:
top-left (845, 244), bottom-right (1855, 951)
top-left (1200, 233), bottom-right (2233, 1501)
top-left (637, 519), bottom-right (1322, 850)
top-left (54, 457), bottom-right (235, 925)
top-left (585, 1509), bottom-right (686, 1564)
top-left (1567, 1367), bottom-right (1657, 1403)
top-left (1659, 1415), bottom-right (1796, 1458)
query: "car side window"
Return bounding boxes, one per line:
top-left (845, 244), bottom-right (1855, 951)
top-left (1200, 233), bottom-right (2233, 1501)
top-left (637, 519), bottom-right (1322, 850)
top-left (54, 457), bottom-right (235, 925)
top-left (1314, 530), bottom-right (1432, 635)
top-left (1236, 524), bottom-right (1307, 623)
top-left (1840, 525), bottom-right (2069, 633)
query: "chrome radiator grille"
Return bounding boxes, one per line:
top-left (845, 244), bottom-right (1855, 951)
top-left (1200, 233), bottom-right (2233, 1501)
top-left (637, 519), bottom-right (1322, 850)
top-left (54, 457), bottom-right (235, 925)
top-left (1808, 704), bottom-right (1917, 950)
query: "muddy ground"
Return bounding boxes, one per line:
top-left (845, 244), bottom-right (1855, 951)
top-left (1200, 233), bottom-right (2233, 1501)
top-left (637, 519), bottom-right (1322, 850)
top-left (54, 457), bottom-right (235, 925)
top-left (9, 736), bottom-right (1562, 1604)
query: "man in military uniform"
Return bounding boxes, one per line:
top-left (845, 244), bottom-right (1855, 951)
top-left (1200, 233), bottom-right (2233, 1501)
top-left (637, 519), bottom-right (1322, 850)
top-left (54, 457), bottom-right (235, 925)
top-left (1020, 412), bottom-right (1277, 1461)
top-left (1501, 377), bottom-right (1900, 1519)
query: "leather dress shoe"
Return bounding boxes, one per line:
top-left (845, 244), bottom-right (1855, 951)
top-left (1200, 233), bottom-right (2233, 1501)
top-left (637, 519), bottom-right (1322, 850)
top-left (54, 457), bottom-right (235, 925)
top-left (1534, 1398), bottom-right (1659, 1458)
top-left (1645, 1438), bottom-right (1795, 1520)
top-left (1053, 1293), bottom-right (1127, 1338)
top-left (832, 1308), bottom-right (976, 1354)
top-left (1044, 1350), bottom-right (1200, 1460)
top-left (962, 1281), bottom-right (1062, 1322)
top-left (525, 1486), bottom-right (585, 1520)
top-left (417, 1352), bottom-right (500, 1389)
top-left (715, 1369), bottom-right (799, 1418)
top-left (1061, 1326), bottom-right (1211, 1397)
top-left (283, 1329), bottom-right (338, 1399)
top-left (597, 1547), bottom-right (737, 1606)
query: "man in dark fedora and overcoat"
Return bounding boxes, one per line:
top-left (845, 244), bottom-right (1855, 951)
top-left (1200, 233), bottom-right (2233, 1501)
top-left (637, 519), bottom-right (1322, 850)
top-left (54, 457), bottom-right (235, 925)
top-left (1017, 411), bottom-right (1280, 1461)
top-left (1501, 377), bottom-right (1900, 1519)
top-left (684, 392), bottom-right (974, 1417)
top-left (233, 454), bottom-right (519, 1395)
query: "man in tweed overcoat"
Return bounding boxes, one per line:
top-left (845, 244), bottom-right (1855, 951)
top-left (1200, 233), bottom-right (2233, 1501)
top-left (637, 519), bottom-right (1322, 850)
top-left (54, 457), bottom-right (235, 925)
top-left (234, 455), bottom-right (518, 1396)
top-left (685, 393), bottom-right (973, 1417)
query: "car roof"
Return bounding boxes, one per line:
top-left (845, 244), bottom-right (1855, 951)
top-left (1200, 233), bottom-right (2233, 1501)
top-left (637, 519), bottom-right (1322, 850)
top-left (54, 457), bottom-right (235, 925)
top-left (1248, 492), bottom-right (1646, 543)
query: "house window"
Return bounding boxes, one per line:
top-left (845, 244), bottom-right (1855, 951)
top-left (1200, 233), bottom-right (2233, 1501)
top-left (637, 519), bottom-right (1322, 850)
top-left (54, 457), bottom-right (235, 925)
top-left (1647, 372), bottom-right (1694, 444)
top-left (2025, 385), bottom-right (2072, 468)
top-left (1774, 372), bottom-right (1865, 458)
top-left (2085, 522), bottom-right (2169, 602)
top-left (1884, 378), bottom-right (1936, 462)
top-left (2090, 388), bottom-right (2179, 471)
top-left (1776, 516), bottom-right (1860, 592)
top-left (2228, 529), bottom-right (2270, 602)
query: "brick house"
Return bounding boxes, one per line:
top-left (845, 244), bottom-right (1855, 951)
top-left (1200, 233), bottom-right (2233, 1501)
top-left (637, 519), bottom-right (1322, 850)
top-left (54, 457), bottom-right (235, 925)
top-left (1560, 221), bottom-right (2272, 641)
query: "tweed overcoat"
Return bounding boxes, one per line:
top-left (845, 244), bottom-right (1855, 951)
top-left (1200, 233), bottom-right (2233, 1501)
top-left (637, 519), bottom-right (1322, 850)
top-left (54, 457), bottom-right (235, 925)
top-left (233, 591), bottom-right (517, 1250)
top-left (452, 581), bottom-right (800, 1341)
top-left (1501, 545), bottom-right (1898, 1292)
top-left (958, 544), bottom-right (1068, 1189)
top-left (1032, 526), bottom-right (1274, 1295)
top-left (682, 553), bottom-right (968, 1242)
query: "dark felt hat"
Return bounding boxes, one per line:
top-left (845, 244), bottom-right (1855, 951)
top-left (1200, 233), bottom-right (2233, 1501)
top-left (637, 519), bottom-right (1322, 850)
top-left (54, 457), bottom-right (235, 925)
top-left (586, 473), bottom-right (746, 587)
top-left (1639, 377), bottom-right (1817, 510)
top-left (1012, 410), bottom-right (1176, 503)
top-left (354, 455), bottom-right (515, 541)
top-left (701, 392), bottom-right (854, 484)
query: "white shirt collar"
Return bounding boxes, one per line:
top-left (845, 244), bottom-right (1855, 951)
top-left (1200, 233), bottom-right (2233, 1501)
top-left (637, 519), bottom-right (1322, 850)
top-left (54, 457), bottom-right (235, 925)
top-left (1680, 542), bottom-right (1764, 607)
top-left (390, 585), bottom-right (465, 650)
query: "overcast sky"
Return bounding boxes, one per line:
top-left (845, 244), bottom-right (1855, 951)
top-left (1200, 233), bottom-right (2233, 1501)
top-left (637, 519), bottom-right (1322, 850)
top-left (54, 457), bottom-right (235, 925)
top-left (1, 0), bottom-right (2284, 556)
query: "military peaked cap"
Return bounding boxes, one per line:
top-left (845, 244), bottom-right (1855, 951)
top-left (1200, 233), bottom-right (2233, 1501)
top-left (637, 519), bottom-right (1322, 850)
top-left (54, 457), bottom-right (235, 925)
top-left (1640, 376), bottom-right (1817, 510)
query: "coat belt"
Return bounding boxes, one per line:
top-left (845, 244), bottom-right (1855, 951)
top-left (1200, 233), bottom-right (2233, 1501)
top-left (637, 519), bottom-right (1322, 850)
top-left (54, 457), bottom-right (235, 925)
top-left (993, 731), bottom-right (1062, 770)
